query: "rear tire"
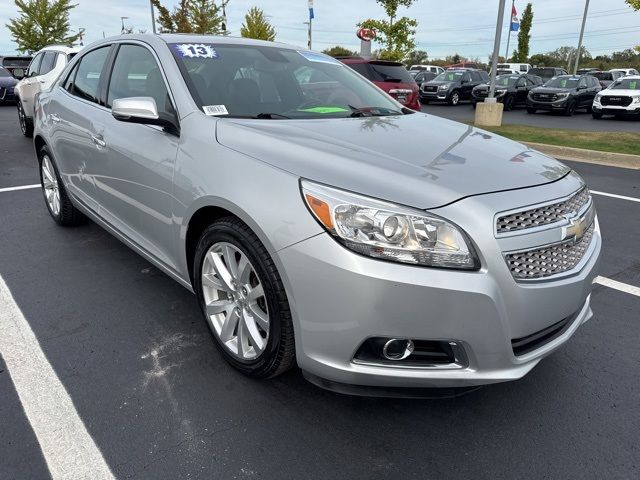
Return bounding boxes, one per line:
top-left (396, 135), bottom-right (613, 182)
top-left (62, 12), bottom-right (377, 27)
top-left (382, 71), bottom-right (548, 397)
top-left (38, 145), bottom-right (86, 226)
top-left (193, 217), bottom-right (296, 379)
top-left (17, 100), bottom-right (33, 137)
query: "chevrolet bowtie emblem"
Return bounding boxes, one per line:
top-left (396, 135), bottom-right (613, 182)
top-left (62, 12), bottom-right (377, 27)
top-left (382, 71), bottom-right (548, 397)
top-left (562, 204), bottom-right (594, 243)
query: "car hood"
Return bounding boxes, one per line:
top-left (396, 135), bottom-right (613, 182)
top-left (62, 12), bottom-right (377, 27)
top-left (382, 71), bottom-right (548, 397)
top-left (425, 81), bottom-right (455, 87)
top-left (601, 89), bottom-right (638, 96)
top-left (216, 113), bottom-right (570, 209)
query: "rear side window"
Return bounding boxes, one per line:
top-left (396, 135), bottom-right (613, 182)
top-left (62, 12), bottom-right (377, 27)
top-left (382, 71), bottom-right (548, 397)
top-left (107, 44), bottom-right (175, 118)
top-left (71, 46), bottom-right (110, 103)
top-left (347, 63), bottom-right (371, 79)
top-left (39, 52), bottom-right (57, 75)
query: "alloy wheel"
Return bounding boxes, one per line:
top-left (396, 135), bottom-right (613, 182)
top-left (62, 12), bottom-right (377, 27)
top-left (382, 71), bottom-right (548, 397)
top-left (18, 102), bottom-right (26, 135)
top-left (41, 155), bottom-right (60, 216)
top-left (451, 92), bottom-right (459, 105)
top-left (201, 242), bottom-right (269, 360)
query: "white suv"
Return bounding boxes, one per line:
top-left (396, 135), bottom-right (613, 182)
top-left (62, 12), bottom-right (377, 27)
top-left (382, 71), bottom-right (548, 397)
top-left (14, 44), bottom-right (82, 137)
top-left (592, 75), bottom-right (640, 119)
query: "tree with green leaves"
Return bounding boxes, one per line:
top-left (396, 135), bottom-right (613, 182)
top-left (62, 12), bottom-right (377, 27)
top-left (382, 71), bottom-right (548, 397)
top-left (151, 0), bottom-right (228, 34)
top-left (510, 3), bottom-right (533, 62)
top-left (403, 49), bottom-right (428, 68)
top-left (358, 0), bottom-right (418, 62)
top-left (627, 0), bottom-right (639, 51)
top-left (322, 46), bottom-right (357, 57)
top-left (6, 0), bottom-right (82, 54)
top-left (240, 6), bottom-right (276, 41)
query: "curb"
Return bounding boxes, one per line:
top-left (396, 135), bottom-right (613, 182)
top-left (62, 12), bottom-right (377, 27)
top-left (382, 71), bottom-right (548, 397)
top-left (523, 142), bottom-right (640, 170)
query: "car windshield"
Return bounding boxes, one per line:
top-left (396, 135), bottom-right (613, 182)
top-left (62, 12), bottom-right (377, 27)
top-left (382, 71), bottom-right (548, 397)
top-left (433, 71), bottom-right (463, 82)
top-left (169, 43), bottom-right (403, 119)
top-left (593, 72), bottom-right (612, 81)
top-left (610, 78), bottom-right (640, 90)
top-left (0, 67), bottom-right (10, 77)
top-left (544, 77), bottom-right (578, 88)
top-left (496, 75), bottom-right (520, 86)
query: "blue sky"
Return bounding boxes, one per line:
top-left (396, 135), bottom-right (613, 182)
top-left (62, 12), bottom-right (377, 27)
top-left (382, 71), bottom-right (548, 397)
top-left (1, 0), bottom-right (638, 58)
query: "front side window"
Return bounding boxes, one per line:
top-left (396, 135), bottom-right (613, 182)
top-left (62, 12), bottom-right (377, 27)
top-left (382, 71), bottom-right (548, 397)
top-left (107, 44), bottom-right (172, 117)
top-left (71, 46), bottom-right (110, 103)
top-left (578, 78), bottom-right (588, 89)
top-left (170, 44), bottom-right (402, 118)
top-left (27, 53), bottom-right (44, 77)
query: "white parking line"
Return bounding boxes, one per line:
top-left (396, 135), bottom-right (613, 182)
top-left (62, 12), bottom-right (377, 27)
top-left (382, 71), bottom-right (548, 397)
top-left (0, 275), bottom-right (115, 480)
top-left (591, 190), bottom-right (640, 204)
top-left (0, 184), bottom-right (40, 193)
top-left (595, 276), bottom-right (640, 297)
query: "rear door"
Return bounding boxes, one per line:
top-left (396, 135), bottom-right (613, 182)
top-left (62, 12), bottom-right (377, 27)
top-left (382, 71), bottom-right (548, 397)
top-left (48, 45), bottom-right (112, 213)
top-left (96, 42), bottom-right (180, 268)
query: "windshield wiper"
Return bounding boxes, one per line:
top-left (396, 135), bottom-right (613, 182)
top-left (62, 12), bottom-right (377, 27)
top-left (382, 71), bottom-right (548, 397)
top-left (347, 105), bottom-right (403, 117)
top-left (253, 112), bottom-right (291, 119)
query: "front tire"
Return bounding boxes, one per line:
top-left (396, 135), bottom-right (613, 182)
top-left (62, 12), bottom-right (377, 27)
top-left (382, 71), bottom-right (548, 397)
top-left (193, 217), bottom-right (295, 379)
top-left (503, 95), bottom-right (515, 111)
top-left (526, 107), bottom-right (536, 114)
top-left (592, 112), bottom-right (603, 119)
top-left (17, 100), bottom-right (33, 137)
top-left (448, 91), bottom-right (460, 106)
top-left (38, 146), bottom-right (86, 226)
top-left (563, 100), bottom-right (576, 116)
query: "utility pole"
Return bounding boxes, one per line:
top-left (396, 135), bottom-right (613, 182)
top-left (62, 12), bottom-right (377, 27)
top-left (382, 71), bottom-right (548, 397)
top-left (307, 0), bottom-right (314, 50)
top-left (573, 0), bottom-right (590, 75)
top-left (149, 0), bottom-right (156, 34)
top-left (489, 0), bottom-right (507, 99)
top-left (505, 0), bottom-right (515, 61)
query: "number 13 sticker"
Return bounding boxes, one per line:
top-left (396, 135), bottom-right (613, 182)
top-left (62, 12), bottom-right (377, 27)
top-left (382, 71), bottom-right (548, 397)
top-left (174, 44), bottom-right (219, 59)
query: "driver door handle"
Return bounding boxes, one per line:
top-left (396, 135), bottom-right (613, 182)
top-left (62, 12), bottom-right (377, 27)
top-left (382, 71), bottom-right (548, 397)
top-left (91, 134), bottom-right (106, 148)
top-left (49, 114), bottom-right (60, 123)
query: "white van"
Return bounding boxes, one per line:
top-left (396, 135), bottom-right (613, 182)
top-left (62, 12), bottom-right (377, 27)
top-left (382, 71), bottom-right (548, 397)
top-left (497, 63), bottom-right (532, 74)
top-left (409, 64), bottom-right (445, 74)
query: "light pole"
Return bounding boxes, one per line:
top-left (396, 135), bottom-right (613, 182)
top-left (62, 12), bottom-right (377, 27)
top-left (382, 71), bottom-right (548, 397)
top-left (488, 0), bottom-right (507, 100)
top-left (504, 0), bottom-right (515, 61)
top-left (307, 0), bottom-right (314, 50)
top-left (573, 0), bottom-right (590, 75)
top-left (149, 0), bottom-right (156, 34)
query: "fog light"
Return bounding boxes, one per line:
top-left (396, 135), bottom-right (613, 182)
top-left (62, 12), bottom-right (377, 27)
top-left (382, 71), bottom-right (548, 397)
top-left (382, 338), bottom-right (414, 361)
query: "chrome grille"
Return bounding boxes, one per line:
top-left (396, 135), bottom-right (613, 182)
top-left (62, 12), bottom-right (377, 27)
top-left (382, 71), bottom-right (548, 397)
top-left (424, 85), bottom-right (438, 93)
top-left (505, 223), bottom-right (594, 280)
top-left (532, 93), bottom-right (558, 102)
top-left (601, 96), bottom-right (632, 107)
top-left (497, 188), bottom-right (590, 234)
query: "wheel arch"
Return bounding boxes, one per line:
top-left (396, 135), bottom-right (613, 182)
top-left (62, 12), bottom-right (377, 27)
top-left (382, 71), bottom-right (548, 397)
top-left (34, 134), bottom-right (47, 155)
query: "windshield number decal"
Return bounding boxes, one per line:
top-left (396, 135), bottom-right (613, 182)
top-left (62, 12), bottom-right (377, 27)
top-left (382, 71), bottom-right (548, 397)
top-left (203, 105), bottom-right (229, 116)
top-left (174, 44), bottom-right (219, 59)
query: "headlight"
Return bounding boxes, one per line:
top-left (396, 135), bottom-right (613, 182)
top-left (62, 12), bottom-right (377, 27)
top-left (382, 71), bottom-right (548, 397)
top-left (632, 95), bottom-right (640, 104)
top-left (439, 84), bottom-right (450, 91)
top-left (594, 94), bottom-right (602, 102)
top-left (301, 180), bottom-right (479, 270)
top-left (496, 89), bottom-right (507, 96)
top-left (555, 92), bottom-right (570, 100)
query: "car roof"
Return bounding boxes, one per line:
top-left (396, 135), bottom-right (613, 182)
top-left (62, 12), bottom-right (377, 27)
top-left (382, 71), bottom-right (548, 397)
top-left (37, 44), bottom-right (83, 54)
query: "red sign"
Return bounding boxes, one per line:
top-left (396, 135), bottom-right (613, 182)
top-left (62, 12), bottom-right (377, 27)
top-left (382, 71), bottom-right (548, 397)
top-left (357, 28), bottom-right (376, 41)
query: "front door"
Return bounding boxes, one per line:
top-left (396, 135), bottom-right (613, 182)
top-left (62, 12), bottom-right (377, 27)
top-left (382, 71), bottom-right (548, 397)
top-left (95, 43), bottom-right (180, 269)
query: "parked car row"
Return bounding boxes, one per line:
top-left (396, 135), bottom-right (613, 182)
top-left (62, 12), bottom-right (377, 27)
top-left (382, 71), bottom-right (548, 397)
top-left (471, 74), bottom-right (543, 110)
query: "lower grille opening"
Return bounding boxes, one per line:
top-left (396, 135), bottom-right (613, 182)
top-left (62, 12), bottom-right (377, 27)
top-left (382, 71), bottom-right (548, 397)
top-left (511, 316), bottom-right (573, 356)
top-left (353, 337), bottom-right (462, 367)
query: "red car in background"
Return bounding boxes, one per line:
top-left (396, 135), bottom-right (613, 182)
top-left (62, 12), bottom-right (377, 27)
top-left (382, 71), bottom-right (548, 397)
top-left (338, 57), bottom-right (421, 111)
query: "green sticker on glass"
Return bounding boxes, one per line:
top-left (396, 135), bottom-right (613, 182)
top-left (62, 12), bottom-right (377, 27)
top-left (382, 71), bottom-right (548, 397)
top-left (560, 79), bottom-right (567, 88)
top-left (298, 106), bottom-right (349, 114)
top-left (630, 81), bottom-right (637, 90)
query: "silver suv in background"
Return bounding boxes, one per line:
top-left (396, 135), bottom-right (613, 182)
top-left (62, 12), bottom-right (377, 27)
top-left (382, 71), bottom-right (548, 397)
top-left (33, 35), bottom-right (600, 395)
top-left (14, 44), bottom-right (81, 137)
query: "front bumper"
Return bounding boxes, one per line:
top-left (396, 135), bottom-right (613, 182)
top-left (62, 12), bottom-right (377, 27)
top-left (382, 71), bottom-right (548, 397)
top-left (421, 89), bottom-right (451, 102)
top-left (592, 103), bottom-right (640, 115)
top-left (277, 178), bottom-right (601, 390)
top-left (527, 97), bottom-right (569, 111)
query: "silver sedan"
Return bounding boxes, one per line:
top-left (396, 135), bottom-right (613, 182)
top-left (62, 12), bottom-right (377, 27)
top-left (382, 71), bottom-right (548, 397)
top-left (33, 34), bottom-right (600, 394)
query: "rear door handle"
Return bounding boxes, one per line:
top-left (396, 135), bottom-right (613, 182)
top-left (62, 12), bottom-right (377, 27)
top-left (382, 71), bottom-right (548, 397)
top-left (91, 134), bottom-right (106, 148)
top-left (49, 114), bottom-right (60, 123)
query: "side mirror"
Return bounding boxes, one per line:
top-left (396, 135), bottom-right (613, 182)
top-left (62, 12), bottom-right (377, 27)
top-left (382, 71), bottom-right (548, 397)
top-left (12, 68), bottom-right (25, 80)
top-left (112, 97), bottom-right (177, 133)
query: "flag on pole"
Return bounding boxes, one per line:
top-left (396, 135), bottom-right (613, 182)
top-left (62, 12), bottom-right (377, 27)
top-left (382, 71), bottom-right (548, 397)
top-left (510, 4), bottom-right (519, 32)
top-left (308, 0), bottom-right (314, 19)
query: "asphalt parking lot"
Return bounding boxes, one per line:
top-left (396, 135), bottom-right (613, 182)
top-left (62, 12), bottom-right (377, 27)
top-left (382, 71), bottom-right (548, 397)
top-left (0, 103), bottom-right (639, 479)
top-left (422, 102), bottom-right (640, 132)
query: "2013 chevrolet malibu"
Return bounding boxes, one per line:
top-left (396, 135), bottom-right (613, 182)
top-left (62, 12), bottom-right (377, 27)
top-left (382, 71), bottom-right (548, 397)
top-left (33, 35), bottom-right (600, 394)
